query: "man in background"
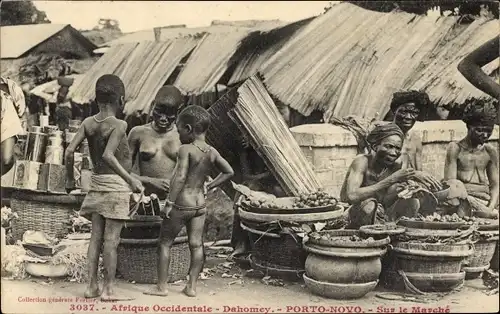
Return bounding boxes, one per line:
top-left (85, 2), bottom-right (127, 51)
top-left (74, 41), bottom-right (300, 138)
top-left (1, 90), bottom-right (23, 175)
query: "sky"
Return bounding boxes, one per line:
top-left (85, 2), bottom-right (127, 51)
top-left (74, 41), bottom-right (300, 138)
top-left (35, 1), bottom-right (332, 33)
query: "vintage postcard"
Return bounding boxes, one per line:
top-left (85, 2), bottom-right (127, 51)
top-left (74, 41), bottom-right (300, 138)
top-left (1, 1), bottom-right (499, 313)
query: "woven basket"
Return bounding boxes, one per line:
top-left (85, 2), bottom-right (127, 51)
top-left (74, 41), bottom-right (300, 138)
top-left (116, 237), bottom-right (190, 284)
top-left (463, 237), bottom-right (498, 277)
top-left (392, 242), bottom-right (472, 274)
top-left (243, 223), bottom-right (306, 272)
top-left (10, 190), bottom-right (84, 240)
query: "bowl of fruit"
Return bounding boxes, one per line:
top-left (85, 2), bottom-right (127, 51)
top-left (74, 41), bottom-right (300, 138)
top-left (397, 213), bottom-right (469, 230)
top-left (241, 190), bottom-right (341, 215)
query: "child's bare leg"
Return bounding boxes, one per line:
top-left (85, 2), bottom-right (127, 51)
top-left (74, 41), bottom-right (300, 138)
top-left (100, 218), bottom-right (132, 301)
top-left (85, 214), bottom-right (104, 298)
top-left (183, 212), bottom-right (206, 297)
top-left (144, 214), bottom-right (184, 296)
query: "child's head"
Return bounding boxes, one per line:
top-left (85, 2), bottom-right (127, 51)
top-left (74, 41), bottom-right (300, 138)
top-left (95, 74), bottom-right (125, 111)
top-left (463, 102), bottom-right (497, 145)
top-left (176, 105), bottom-right (211, 144)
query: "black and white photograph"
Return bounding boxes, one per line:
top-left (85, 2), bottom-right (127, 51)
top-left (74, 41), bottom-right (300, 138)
top-left (0, 1), bottom-right (499, 313)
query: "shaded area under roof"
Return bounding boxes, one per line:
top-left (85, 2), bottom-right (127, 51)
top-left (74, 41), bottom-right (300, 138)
top-left (68, 38), bottom-right (198, 116)
top-left (260, 2), bottom-right (499, 120)
top-left (227, 17), bottom-right (314, 86)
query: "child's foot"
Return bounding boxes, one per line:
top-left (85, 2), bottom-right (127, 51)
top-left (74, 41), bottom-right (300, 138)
top-left (100, 288), bottom-right (135, 302)
top-left (182, 286), bottom-right (196, 297)
top-left (143, 287), bottom-right (169, 297)
top-left (84, 285), bottom-right (101, 298)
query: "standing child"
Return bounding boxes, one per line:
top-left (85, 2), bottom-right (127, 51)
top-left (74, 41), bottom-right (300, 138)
top-left (65, 74), bottom-right (144, 301)
top-left (144, 105), bottom-right (234, 297)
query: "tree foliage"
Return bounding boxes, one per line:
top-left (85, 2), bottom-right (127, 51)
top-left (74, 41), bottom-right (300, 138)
top-left (1, 1), bottom-right (51, 26)
top-left (325, 1), bottom-right (499, 18)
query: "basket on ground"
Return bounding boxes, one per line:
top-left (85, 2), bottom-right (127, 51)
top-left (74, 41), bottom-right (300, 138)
top-left (238, 206), bottom-right (344, 280)
top-left (303, 230), bottom-right (389, 299)
top-left (390, 241), bottom-right (472, 292)
top-left (117, 237), bottom-right (189, 284)
top-left (10, 190), bottom-right (85, 240)
top-left (463, 231), bottom-right (499, 279)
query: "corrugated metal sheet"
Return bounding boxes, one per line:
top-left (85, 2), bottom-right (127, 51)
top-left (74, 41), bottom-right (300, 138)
top-left (1, 24), bottom-right (68, 59)
top-left (260, 2), bottom-right (499, 120)
top-left (227, 18), bottom-right (313, 86)
top-left (69, 38), bottom-right (198, 115)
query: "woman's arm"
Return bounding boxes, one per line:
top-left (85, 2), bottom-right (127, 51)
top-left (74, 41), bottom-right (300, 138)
top-left (458, 37), bottom-right (500, 100)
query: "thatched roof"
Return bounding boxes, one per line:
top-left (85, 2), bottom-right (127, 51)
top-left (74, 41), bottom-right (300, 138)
top-left (259, 2), bottom-right (499, 120)
top-left (68, 38), bottom-right (198, 116)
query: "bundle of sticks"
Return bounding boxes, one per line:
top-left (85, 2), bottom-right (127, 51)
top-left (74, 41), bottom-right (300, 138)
top-left (229, 75), bottom-right (321, 196)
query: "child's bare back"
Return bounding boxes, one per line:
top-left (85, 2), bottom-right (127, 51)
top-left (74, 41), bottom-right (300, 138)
top-left (173, 143), bottom-right (219, 208)
top-left (82, 115), bottom-right (132, 174)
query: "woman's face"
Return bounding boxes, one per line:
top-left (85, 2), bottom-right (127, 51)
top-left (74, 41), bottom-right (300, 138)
top-left (152, 103), bottom-right (177, 131)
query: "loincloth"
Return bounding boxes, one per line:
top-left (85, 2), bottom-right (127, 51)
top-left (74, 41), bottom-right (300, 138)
top-left (79, 174), bottom-right (132, 221)
top-left (170, 204), bottom-right (207, 223)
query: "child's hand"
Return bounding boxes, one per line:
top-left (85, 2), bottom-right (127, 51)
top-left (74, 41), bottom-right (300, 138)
top-left (160, 202), bottom-right (173, 219)
top-left (129, 177), bottom-right (145, 193)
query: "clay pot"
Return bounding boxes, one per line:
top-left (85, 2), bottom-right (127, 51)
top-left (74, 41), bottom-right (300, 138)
top-left (304, 230), bottom-right (389, 288)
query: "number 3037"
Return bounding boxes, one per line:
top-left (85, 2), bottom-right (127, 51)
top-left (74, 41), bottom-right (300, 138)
top-left (70, 304), bottom-right (95, 311)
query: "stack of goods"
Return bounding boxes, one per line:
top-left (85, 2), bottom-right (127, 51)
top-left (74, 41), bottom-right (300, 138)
top-left (7, 121), bottom-right (88, 194)
top-left (303, 230), bottom-right (389, 299)
top-left (230, 75), bottom-right (321, 196)
top-left (235, 183), bottom-right (346, 280)
top-left (116, 194), bottom-right (189, 284)
top-left (379, 213), bottom-right (496, 293)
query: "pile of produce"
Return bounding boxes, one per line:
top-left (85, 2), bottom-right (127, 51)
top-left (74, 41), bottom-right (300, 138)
top-left (242, 189), bottom-right (338, 209)
top-left (482, 269), bottom-right (499, 295)
top-left (1, 244), bottom-right (27, 279)
top-left (402, 213), bottom-right (493, 225)
top-left (309, 232), bottom-right (376, 243)
top-left (295, 190), bottom-right (338, 208)
top-left (1, 207), bottom-right (18, 245)
top-left (67, 214), bottom-right (91, 233)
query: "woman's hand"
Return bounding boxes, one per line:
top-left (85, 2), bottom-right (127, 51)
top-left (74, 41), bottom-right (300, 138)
top-left (129, 177), bottom-right (145, 193)
top-left (160, 201), bottom-right (173, 219)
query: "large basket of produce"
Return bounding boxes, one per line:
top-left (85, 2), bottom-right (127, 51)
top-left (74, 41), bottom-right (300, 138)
top-left (10, 190), bottom-right (85, 240)
top-left (398, 213), bottom-right (497, 230)
top-left (117, 237), bottom-right (189, 284)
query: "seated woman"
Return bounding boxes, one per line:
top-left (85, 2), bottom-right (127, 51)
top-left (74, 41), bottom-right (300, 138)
top-left (444, 103), bottom-right (499, 216)
top-left (128, 86), bottom-right (184, 200)
top-left (340, 123), bottom-right (436, 229)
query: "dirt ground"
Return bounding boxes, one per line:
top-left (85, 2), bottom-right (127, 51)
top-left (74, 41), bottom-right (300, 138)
top-left (1, 256), bottom-right (498, 314)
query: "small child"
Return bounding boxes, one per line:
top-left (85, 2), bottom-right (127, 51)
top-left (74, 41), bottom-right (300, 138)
top-left (144, 105), bottom-right (234, 297)
top-left (65, 74), bottom-right (143, 301)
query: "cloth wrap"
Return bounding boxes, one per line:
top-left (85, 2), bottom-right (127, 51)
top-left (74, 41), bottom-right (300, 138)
top-left (79, 174), bottom-right (132, 220)
top-left (366, 123), bottom-right (404, 148)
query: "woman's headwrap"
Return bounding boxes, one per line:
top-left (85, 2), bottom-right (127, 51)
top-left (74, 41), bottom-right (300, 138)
top-left (366, 123), bottom-right (404, 148)
top-left (462, 102), bottom-right (497, 127)
top-left (390, 90), bottom-right (430, 113)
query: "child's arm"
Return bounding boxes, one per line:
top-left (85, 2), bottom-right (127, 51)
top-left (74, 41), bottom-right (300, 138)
top-left (65, 121), bottom-right (86, 193)
top-left (103, 122), bottom-right (143, 192)
top-left (167, 145), bottom-right (190, 204)
top-left (207, 149), bottom-right (234, 191)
